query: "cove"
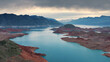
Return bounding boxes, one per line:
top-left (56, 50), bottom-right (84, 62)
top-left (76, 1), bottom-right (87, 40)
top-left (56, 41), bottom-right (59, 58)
top-left (11, 28), bottom-right (110, 62)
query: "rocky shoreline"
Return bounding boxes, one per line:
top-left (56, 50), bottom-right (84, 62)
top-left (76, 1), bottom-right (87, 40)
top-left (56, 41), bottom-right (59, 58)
top-left (53, 24), bottom-right (110, 57)
top-left (0, 29), bottom-right (48, 62)
top-left (18, 45), bottom-right (47, 62)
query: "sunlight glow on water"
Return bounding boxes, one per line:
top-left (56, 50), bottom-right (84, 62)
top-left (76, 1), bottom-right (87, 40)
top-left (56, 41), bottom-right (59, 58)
top-left (74, 25), bottom-right (101, 28)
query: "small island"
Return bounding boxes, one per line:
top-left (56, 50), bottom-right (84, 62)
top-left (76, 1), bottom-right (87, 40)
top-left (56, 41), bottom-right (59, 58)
top-left (52, 24), bottom-right (110, 57)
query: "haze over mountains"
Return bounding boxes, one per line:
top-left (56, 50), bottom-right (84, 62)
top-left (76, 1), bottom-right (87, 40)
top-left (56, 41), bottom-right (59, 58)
top-left (0, 13), bottom-right (62, 27)
top-left (66, 15), bottom-right (110, 25)
top-left (1, 13), bottom-right (110, 27)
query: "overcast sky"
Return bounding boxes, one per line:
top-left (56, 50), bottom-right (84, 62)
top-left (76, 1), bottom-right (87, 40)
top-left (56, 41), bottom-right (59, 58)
top-left (0, 0), bottom-right (110, 21)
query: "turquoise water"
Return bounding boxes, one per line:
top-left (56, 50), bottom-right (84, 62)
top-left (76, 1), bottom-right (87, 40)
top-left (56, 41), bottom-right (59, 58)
top-left (11, 28), bottom-right (110, 62)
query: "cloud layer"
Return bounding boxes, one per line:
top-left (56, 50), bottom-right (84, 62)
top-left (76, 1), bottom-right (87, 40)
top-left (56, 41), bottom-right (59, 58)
top-left (33, 0), bottom-right (110, 10)
top-left (0, 0), bottom-right (110, 20)
top-left (0, 0), bottom-right (110, 10)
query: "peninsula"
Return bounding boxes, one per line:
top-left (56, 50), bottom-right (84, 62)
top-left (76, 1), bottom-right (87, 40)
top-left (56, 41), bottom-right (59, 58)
top-left (52, 24), bottom-right (110, 57)
top-left (0, 28), bottom-right (48, 62)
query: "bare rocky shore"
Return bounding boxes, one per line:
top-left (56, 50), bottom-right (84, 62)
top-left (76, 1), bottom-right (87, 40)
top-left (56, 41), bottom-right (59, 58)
top-left (0, 29), bottom-right (48, 62)
top-left (53, 24), bottom-right (110, 57)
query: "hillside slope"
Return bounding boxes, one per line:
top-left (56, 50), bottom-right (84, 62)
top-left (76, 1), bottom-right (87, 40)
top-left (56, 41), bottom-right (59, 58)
top-left (68, 15), bottom-right (110, 25)
top-left (0, 13), bottom-right (62, 27)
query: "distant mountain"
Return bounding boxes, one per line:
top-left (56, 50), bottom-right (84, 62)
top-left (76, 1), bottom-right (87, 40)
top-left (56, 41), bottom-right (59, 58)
top-left (0, 13), bottom-right (63, 27)
top-left (59, 19), bottom-right (72, 24)
top-left (68, 15), bottom-right (110, 25)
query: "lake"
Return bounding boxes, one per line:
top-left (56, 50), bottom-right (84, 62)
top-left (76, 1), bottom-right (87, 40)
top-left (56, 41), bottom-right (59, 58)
top-left (11, 26), bottom-right (110, 62)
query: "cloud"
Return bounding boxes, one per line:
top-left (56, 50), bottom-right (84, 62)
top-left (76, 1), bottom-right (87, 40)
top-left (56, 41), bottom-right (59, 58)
top-left (0, 0), bottom-right (34, 9)
top-left (0, 0), bottom-right (110, 20)
top-left (33, 0), bottom-right (110, 10)
top-left (0, 0), bottom-right (110, 10)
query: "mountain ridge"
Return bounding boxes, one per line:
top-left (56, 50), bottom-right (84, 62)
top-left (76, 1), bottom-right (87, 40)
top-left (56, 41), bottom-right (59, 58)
top-left (0, 13), bottom-right (62, 27)
top-left (67, 15), bottom-right (110, 25)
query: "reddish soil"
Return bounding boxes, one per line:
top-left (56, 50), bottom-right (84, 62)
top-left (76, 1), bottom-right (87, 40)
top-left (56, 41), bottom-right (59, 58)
top-left (103, 53), bottom-right (110, 57)
top-left (0, 28), bottom-right (29, 32)
top-left (0, 32), bottom-right (28, 41)
top-left (18, 45), bottom-right (48, 62)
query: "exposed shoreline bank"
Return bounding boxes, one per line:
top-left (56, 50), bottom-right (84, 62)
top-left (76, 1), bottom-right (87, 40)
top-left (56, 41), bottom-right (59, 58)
top-left (0, 29), bottom-right (48, 62)
top-left (52, 24), bottom-right (110, 57)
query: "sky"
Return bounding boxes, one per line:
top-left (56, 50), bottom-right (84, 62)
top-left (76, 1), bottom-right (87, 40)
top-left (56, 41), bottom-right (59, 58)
top-left (0, 0), bottom-right (110, 21)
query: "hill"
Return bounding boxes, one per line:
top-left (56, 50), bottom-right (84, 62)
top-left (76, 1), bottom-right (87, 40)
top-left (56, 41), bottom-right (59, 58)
top-left (68, 15), bottom-right (110, 25)
top-left (0, 13), bottom-right (62, 27)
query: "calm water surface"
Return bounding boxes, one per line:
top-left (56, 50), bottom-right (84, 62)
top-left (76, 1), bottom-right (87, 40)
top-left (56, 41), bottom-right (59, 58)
top-left (11, 27), bottom-right (110, 62)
